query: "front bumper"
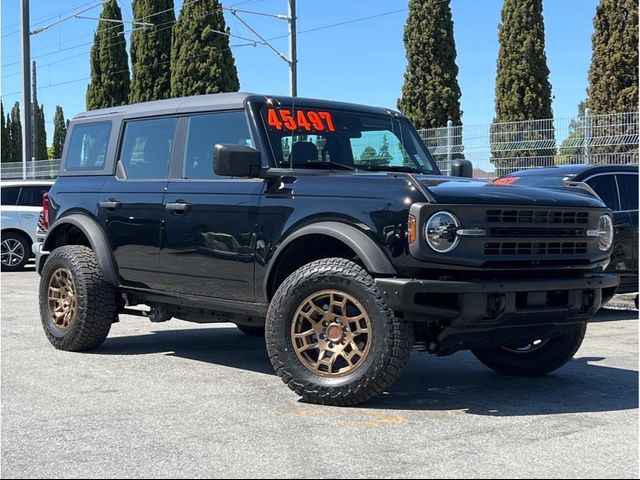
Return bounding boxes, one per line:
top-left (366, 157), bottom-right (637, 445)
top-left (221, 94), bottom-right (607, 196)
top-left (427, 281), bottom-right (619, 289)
top-left (376, 273), bottom-right (619, 327)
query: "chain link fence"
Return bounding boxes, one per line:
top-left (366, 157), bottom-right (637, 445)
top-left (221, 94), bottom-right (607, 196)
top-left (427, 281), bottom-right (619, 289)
top-left (419, 110), bottom-right (639, 179)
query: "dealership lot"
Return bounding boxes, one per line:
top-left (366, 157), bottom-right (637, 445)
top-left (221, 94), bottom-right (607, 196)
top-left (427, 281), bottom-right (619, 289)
top-left (1, 269), bottom-right (638, 478)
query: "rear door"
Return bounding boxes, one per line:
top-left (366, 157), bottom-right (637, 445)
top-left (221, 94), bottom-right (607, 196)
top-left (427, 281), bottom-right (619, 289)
top-left (159, 110), bottom-right (263, 301)
top-left (97, 117), bottom-right (178, 289)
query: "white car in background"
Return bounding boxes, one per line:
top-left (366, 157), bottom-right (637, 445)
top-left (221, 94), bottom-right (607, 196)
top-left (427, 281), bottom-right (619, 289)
top-left (1, 180), bottom-right (53, 271)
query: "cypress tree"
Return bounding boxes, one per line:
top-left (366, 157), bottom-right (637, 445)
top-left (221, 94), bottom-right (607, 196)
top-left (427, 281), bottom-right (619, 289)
top-left (9, 102), bottom-right (22, 163)
top-left (130, 0), bottom-right (175, 103)
top-left (52, 106), bottom-right (68, 159)
top-left (86, 0), bottom-right (131, 110)
top-left (1, 102), bottom-right (9, 163)
top-left (34, 104), bottom-right (48, 160)
top-left (398, 0), bottom-right (462, 129)
top-left (491, 0), bottom-right (554, 175)
top-left (588, 0), bottom-right (638, 113)
top-left (171, 0), bottom-right (240, 97)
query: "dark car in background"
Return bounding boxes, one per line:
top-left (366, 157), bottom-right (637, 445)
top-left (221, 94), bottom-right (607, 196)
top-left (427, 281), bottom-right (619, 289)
top-left (496, 164), bottom-right (638, 295)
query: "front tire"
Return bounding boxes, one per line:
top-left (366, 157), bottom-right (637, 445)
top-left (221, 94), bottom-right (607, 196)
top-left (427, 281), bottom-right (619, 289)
top-left (472, 323), bottom-right (587, 377)
top-left (266, 258), bottom-right (413, 406)
top-left (39, 245), bottom-right (118, 351)
top-left (1, 231), bottom-right (31, 271)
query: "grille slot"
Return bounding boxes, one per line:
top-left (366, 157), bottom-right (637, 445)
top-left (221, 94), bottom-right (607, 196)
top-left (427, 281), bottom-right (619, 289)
top-left (486, 209), bottom-right (589, 224)
top-left (485, 242), bottom-right (588, 256)
top-left (489, 227), bottom-right (585, 238)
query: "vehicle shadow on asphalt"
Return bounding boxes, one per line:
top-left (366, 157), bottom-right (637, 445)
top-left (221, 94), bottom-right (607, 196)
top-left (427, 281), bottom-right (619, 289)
top-left (95, 325), bottom-right (638, 417)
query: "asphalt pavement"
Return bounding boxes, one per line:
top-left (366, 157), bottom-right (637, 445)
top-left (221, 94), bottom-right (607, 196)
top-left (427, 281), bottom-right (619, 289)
top-left (1, 268), bottom-right (638, 478)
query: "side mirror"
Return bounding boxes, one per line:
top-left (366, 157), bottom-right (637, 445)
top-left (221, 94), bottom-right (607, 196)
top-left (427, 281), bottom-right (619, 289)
top-left (450, 159), bottom-right (473, 178)
top-left (213, 144), bottom-right (262, 178)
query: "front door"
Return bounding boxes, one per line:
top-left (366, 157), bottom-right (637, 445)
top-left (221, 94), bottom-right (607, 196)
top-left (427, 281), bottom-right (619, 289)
top-left (97, 117), bottom-right (178, 290)
top-left (159, 111), bottom-right (263, 301)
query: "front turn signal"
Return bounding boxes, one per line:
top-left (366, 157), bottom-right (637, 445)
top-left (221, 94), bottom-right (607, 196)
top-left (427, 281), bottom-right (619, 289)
top-left (408, 215), bottom-right (417, 243)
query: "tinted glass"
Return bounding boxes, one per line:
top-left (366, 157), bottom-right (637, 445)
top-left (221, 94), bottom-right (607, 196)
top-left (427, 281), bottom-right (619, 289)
top-left (65, 122), bottom-right (111, 170)
top-left (183, 111), bottom-right (253, 179)
top-left (17, 186), bottom-right (50, 207)
top-left (617, 173), bottom-right (639, 211)
top-left (586, 174), bottom-right (620, 210)
top-left (119, 118), bottom-right (177, 179)
top-left (499, 174), bottom-right (573, 187)
top-left (1, 187), bottom-right (19, 205)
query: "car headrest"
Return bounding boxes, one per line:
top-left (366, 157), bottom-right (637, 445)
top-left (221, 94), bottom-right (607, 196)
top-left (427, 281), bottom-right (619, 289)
top-left (288, 141), bottom-right (319, 165)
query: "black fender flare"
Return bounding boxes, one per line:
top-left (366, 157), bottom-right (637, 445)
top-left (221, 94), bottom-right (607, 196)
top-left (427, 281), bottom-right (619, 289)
top-left (264, 221), bottom-right (397, 298)
top-left (42, 214), bottom-right (119, 285)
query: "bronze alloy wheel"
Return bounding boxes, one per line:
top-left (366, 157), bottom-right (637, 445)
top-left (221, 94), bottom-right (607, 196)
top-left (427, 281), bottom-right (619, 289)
top-left (502, 338), bottom-right (550, 354)
top-left (291, 289), bottom-right (372, 377)
top-left (47, 268), bottom-right (78, 332)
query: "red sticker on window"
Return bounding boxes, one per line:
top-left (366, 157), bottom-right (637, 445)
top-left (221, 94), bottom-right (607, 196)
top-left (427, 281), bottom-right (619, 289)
top-left (266, 108), bottom-right (336, 133)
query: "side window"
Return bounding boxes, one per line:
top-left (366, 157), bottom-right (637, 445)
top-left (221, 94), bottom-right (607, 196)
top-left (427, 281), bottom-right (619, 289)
top-left (65, 122), bottom-right (111, 171)
top-left (17, 186), bottom-right (50, 207)
top-left (183, 111), bottom-right (253, 179)
top-left (617, 174), bottom-right (639, 211)
top-left (1, 187), bottom-right (19, 206)
top-left (119, 118), bottom-right (177, 180)
top-left (350, 130), bottom-right (409, 168)
top-left (586, 175), bottom-right (620, 211)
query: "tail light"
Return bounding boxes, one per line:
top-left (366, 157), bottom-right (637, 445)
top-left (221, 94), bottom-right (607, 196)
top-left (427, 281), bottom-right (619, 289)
top-left (42, 193), bottom-right (50, 231)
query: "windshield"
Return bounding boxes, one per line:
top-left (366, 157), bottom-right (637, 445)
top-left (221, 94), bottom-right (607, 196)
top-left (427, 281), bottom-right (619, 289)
top-left (260, 106), bottom-right (438, 173)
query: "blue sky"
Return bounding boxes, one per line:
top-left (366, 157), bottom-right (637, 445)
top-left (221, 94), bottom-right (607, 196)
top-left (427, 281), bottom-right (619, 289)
top-left (1, 0), bottom-right (599, 140)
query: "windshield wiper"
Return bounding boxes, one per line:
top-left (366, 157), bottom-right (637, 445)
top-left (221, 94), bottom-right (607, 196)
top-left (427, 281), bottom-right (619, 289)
top-left (296, 161), bottom-right (356, 171)
top-left (359, 165), bottom-right (429, 174)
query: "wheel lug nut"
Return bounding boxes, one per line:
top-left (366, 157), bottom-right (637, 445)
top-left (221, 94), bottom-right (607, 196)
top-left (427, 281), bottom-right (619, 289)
top-left (329, 342), bottom-right (335, 348)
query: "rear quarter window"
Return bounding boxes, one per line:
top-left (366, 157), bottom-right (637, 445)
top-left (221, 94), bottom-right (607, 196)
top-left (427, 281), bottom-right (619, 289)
top-left (17, 186), bottom-right (50, 207)
top-left (65, 121), bottom-right (112, 171)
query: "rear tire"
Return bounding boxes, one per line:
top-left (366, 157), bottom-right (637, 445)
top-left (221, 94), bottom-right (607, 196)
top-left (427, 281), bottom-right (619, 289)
top-left (472, 323), bottom-right (587, 377)
top-left (236, 324), bottom-right (265, 337)
top-left (266, 258), bottom-right (413, 406)
top-left (39, 245), bottom-right (118, 351)
top-left (1, 231), bottom-right (31, 271)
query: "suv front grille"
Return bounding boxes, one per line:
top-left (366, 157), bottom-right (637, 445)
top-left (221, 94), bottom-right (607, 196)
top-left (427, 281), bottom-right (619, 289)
top-left (486, 209), bottom-right (589, 224)
top-left (485, 241), bottom-right (588, 256)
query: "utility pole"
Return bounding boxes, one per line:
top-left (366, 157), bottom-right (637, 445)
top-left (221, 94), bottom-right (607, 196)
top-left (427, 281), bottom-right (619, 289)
top-left (20, 0), bottom-right (32, 179)
top-left (32, 60), bottom-right (37, 163)
top-left (288, 0), bottom-right (297, 97)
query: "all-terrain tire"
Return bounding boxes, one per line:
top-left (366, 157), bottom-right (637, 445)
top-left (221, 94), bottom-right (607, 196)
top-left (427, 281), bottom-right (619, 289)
top-left (472, 323), bottom-right (587, 377)
top-left (39, 245), bottom-right (118, 351)
top-left (1, 231), bottom-right (31, 271)
top-left (266, 257), bottom-right (413, 406)
top-left (236, 324), bottom-right (265, 337)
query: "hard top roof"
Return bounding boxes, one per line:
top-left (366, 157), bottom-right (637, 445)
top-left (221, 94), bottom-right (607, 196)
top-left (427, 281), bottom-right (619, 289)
top-left (73, 92), bottom-right (404, 121)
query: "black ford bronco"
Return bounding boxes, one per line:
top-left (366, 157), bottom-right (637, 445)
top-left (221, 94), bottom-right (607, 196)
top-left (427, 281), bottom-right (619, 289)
top-left (35, 93), bottom-right (619, 406)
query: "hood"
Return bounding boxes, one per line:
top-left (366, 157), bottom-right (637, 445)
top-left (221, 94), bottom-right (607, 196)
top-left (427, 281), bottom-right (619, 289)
top-left (419, 176), bottom-right (606, 208)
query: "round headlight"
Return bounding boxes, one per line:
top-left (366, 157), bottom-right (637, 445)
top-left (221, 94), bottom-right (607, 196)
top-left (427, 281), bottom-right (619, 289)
top-left (597, 214), bottom-right (614, 251)
top-left (425, 211), bottom-right (460, 253)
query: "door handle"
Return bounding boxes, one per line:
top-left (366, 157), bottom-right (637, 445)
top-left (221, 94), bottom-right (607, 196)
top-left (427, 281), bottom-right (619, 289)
top-left (99, 200), bottom-right (121, 210)
top-left (165, 201), bottom-right (191, 213)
